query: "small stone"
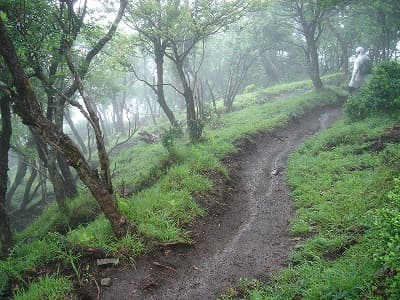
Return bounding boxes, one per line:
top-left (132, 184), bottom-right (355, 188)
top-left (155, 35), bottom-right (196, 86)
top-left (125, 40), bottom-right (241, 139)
top-left (271, 166), bottom-right (284, 176)
top-left (100, 278), bottom-right (112, 286)
top-left (96, 257), bottom-right (120, 266)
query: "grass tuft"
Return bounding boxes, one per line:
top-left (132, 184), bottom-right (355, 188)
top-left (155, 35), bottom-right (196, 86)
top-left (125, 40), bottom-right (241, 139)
top-left (12, 275), bottom-right (73, 300)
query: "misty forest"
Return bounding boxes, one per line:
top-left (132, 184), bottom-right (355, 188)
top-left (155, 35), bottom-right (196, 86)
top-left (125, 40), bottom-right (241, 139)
top-left (0, 0), bottom-right (400, 299)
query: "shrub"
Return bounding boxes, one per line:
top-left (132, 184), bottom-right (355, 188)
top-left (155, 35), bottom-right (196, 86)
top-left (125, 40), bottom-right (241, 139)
top-left (161, 124), bottom-right (184, 158)
top-left (345, 61), bottom-right (400, 120)
top-left (188, 119), bottom-right (205, 143)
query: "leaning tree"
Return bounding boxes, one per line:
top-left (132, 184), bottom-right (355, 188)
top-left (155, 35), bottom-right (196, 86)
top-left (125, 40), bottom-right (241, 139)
top-left (0, 0), bottom-right (135, 238)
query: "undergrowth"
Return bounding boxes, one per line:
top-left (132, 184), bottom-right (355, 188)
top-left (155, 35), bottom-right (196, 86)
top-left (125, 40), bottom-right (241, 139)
top-left (0, 232), bottom-right (76, 299)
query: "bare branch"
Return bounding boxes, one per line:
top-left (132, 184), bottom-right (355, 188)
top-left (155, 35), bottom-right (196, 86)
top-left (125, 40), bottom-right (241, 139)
top-left (85, 0), bottom-right (128, 68)
top-left (35, 70), bottom-right (97, 129)
top-left (22, 160), bottom-right (48, 179)
top-left (121, 61), bottom-right (185, 96)
top-left (107, 116), bottom-right (138, 156)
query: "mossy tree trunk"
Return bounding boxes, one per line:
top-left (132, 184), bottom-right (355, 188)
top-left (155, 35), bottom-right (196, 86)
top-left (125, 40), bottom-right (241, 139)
top-left (0, 94), bottom-right (13, 257)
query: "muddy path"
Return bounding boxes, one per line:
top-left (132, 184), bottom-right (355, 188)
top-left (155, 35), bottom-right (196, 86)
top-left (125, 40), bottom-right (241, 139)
top-left (91, 103), bottom-right (343, 300)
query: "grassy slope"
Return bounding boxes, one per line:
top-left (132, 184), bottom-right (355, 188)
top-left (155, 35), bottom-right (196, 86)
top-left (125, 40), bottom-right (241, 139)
top-left (226, 115), bottom-right (400, 299)
top-left (1, 74), bottom-right (344, 299)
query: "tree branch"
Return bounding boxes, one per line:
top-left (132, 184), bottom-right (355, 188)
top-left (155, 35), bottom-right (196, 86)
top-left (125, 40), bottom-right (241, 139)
top-left (64, 0), bottom-right (128, 98)
top-left (121, 61), bottom-right (185, 96)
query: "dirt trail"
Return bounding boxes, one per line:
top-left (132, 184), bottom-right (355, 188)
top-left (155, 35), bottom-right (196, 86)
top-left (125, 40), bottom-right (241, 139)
top-left (94, 104), bottom-right (343, 300)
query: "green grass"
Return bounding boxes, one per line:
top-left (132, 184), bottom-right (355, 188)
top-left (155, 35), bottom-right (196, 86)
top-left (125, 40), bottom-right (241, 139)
top-left (228, 114), bottom-right (400, 299)
top-left (111, 141), bottom-right (169, 190)
top-left (5, 75), bottom-right (345, 299)
top-left (204, 86), bottom-right (342, 158)
top-left (12, 275), bottom-right (73, 300)
top-left (15, 190), bottom-right (99, 243)
top-left (0, 232), bottom-right (76, 299)
top-left (220, 73), bottom-right (344, 111)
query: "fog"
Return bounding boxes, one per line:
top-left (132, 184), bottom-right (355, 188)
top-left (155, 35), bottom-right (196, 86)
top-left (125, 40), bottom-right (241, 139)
top-left (1, 0), bottom-right (399, 249)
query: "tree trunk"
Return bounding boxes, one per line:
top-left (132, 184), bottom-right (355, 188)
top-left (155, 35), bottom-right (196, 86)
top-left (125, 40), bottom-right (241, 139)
top-left (19, 164), bottom-right (38, 211)
top-left (39, 159), bottom-right (48, 206)
top-left (98, 108), bottom-right (110, 147)
top-left (196, 83), bottom-right (204, 121)
top-left (304, 31), bottom-right (323, 90)
top-left (0, 94), bottom-right (13, 257)
top-left (48, 151), bottom-right (67, 211)
top-left (175, 57), bottom-right (200, 143)
top-left (224, 73), bottom-right (234, 112)
top-left (54, 97), bottom-right (77, 198)
top-left (143, 57), bottom-right (157, 125)
top-left (65, 110), bottom-right (88, 153)
top-left (205, 80), bottom-right (220, 118)
top-left (296, 2), bottom-right (324, 91)
top-left (145, 92), bottom-right (157, 125)
top-left (111, 95), bottom-right (125, 134)
top-left (224, 53), bottom-right (253, 112)
top-left (92, 105), bottom-right (109, 147)
top-left (57, 153), bottom-right (77, 197)
top-left (0, 18), bottom-right (132, 238)
top-left (30, 131), bottom-right (49, 208)
top-left (43, 90), bottom-right (78, 206)
top-left (260, 53), bottom-right (280, 83)
top-left (154, 40), bottom-right (178, 127)
top-left (327, 22), bottom-right (348, 74)
top-left (6, 155), bottom-right (27, 208)
top-left (32, 130), bottom-right (49, 167)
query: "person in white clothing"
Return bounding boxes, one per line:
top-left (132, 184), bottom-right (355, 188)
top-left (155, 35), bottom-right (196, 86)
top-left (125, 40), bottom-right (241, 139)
top-left (349, 47), bottom-right (371, 95)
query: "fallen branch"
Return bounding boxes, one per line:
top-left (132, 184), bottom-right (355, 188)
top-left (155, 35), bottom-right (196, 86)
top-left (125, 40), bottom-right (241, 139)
top-left (152, 261), bottom-right (178, 273)
top-left (157, 241), bottom-right (192, 247)
top-left (90, 275), bottom-right (101, 300)
top-left (107, 116), bottom-right (138, 155)
top-left (138, 131), bottom-right (160, 144)
top-left (65, 243), bottom-right (107, 259)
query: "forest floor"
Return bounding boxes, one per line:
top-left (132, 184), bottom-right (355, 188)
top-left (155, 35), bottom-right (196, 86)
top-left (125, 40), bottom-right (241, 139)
top-left (81, 103), bottom-right (343, 300)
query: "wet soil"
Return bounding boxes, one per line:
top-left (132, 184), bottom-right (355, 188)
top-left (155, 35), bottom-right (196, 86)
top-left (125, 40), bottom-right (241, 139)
top-left (86, 103), bottom-right (343, 300)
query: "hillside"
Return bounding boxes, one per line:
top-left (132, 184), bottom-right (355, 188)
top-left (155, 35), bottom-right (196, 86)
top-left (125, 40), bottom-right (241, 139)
top-left (1, 76), bottom-right (345, 299)
top-left (97, 103), bottom-right (343, 300)
top-left (2, 61), bottom-right (400, 299)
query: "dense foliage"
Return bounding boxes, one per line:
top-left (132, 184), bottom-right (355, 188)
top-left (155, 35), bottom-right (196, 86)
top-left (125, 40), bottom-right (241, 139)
top-left (346, 61), bottom-right (400, 119)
